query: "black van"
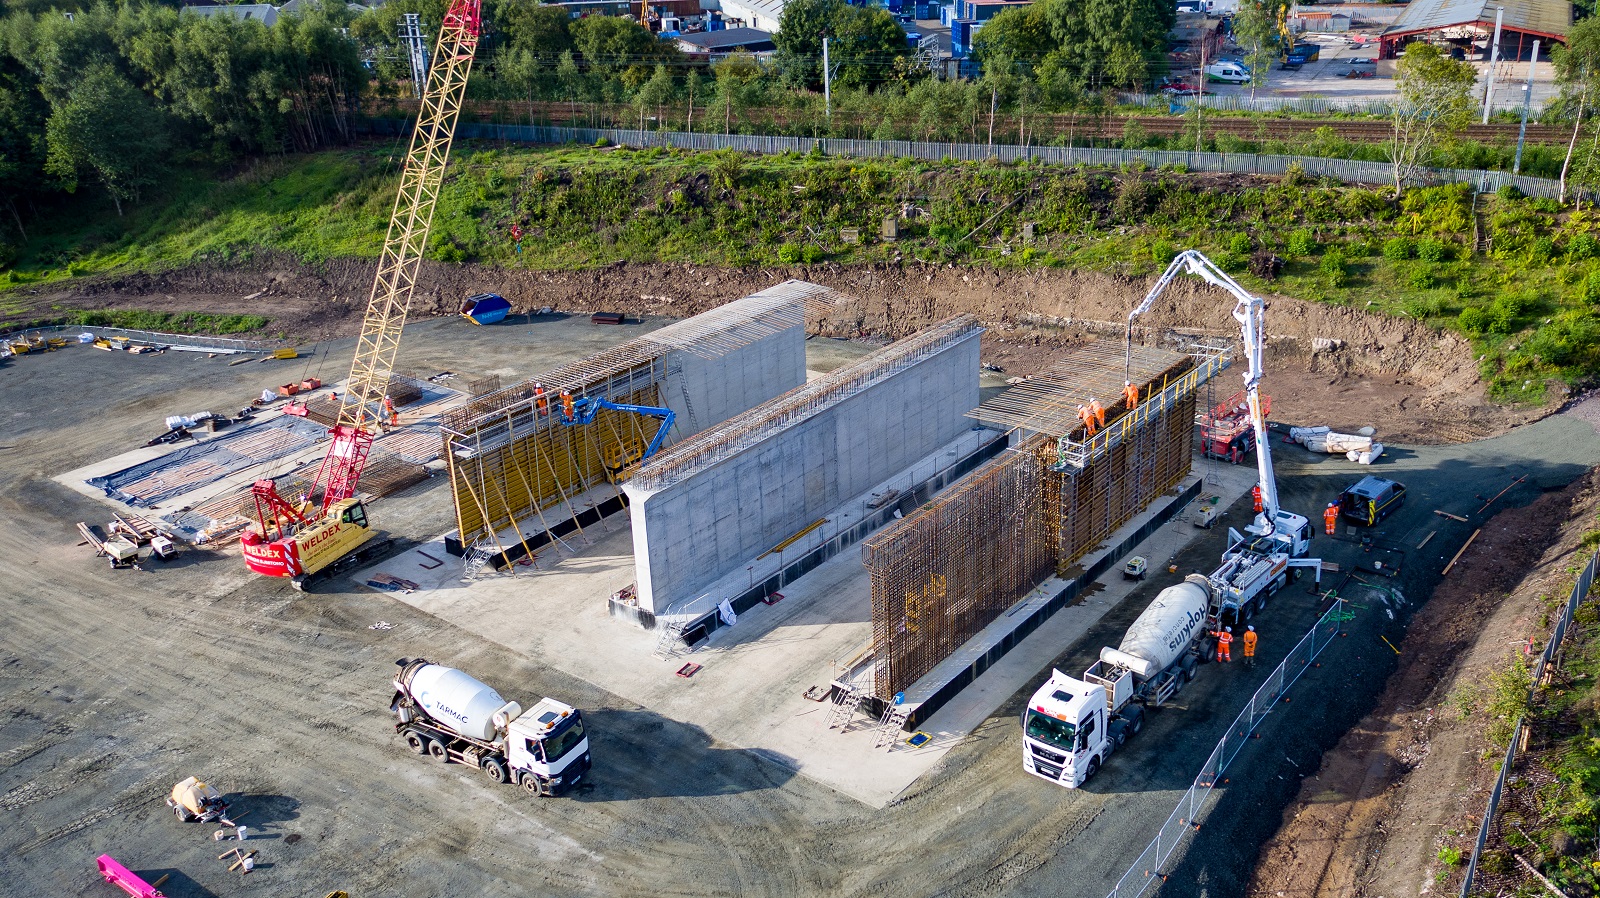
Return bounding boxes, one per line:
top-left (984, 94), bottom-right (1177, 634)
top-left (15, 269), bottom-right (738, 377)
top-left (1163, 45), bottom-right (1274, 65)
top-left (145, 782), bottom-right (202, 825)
top-left (1339, 476), bottom-right (1407, 526)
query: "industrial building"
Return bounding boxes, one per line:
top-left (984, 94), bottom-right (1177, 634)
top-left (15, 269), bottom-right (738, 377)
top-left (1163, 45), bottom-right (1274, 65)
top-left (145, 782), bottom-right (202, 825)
top-left (1379, 0), bottom-right (1571, 59)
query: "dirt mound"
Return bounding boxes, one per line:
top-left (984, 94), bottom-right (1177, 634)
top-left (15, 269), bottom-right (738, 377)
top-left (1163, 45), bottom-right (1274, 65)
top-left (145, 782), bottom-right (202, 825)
top-left (18, 254), bottom-right (1535, 443)
top-left (1250, 465), bottom-right (1600, 898)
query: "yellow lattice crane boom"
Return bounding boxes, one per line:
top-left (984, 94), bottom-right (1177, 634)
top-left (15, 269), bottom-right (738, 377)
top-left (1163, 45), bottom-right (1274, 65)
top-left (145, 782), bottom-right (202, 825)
top-left (241, 0), bottom-right (483, 587)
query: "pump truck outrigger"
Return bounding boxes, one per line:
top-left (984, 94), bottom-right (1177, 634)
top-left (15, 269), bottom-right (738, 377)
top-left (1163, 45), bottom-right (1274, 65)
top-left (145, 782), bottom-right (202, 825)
top-left (1022, 250), bottom-right (1322, 789)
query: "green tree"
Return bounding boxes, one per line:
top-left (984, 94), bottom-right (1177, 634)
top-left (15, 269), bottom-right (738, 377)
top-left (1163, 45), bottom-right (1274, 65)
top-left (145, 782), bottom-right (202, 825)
top-left (44, 63), bottom-right (169, 214)
top-left (773, 0), bottom-right (906, 90)
top-left (1389, 44), bottom-right (1476, 197)
top-left (0, 53), bottom-right (49, 240)
top-left (632, 62), bottom-right (674, 129)
top-left (571, 15), bottom-right (672, 75)
top-left (712, 50), bottom-right (764, 133)
top-left (1555, 18), bottom-right (1600, 202)
top-left (1232, 0), bottom-right (1282, 100)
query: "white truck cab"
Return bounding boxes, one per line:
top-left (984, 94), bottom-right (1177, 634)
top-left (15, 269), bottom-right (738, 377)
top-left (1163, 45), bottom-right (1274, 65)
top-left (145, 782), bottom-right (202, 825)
top-left (505, 698), bottom-right (591, 791)
top-left (1022, 669), bottom-right (1145, 788)
top-left (1246, 508), bottom-right (1314, 557)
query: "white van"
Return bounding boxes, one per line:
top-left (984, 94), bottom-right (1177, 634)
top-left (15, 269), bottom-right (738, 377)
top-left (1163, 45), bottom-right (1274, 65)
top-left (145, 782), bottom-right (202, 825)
top-left (1204, 62), bottom-right (1251, 83)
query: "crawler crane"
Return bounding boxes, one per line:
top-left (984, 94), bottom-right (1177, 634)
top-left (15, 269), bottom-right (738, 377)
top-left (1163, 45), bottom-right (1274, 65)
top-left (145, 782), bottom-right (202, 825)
top-left (240, 0), bottom-right (482, 589)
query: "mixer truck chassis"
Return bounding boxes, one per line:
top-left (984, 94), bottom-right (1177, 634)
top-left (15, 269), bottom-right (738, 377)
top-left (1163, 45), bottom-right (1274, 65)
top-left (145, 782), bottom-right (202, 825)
top-left (395, 719), bottom-right (585, 796)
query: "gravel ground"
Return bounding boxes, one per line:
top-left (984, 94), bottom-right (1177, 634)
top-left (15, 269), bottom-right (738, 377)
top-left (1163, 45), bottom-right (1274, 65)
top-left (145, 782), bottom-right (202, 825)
top-left (1, 321), bottom-right (1595, 898)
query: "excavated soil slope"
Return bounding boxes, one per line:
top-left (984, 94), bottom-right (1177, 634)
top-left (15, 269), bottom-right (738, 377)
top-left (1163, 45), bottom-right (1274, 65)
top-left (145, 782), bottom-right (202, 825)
top-left (15, 256), bottom-right (1539, 443)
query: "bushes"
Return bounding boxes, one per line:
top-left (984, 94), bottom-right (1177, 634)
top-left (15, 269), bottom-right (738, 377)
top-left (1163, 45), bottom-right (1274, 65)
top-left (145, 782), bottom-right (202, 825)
top-left (1570, 233), bottom-right (1600, 262)
top-left (1319, 249), bottom-right (1349, 287)
top-left (1417, 239), bottom-right (1448, 262)
top-left (1583, 270), bottom-right (1600, 305)
top-left (1498, 183), bottom-right (1525, 201)
top-left (1287, 229), bottom-right (1316, 257)
top-left (1383, 237), bottom-right (1414, 260)
top-left (1410, 267), bottom-right (1438, 290)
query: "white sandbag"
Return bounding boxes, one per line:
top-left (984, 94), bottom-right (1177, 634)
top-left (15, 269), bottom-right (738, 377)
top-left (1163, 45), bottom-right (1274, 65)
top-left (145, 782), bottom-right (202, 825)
top-left (165, 415), bottom-right (198, 430)
top-left (259, 389), bottom-right (276, 403)
top-left (1358, 442), bottom-right (1384, 465)
top-left (1346, 449), bottom-right (1361, 462)
top-left (1289, 425), bottom-right (1330, 445)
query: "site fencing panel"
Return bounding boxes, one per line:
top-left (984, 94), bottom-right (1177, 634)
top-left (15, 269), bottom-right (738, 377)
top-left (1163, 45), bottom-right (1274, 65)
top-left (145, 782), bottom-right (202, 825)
top-left (357, 119), bottom-right (1570, 199)
top-left (1460, 550), bottom-right (1600, 897)
top-left (1104, 596), bottom-right (1348, 898)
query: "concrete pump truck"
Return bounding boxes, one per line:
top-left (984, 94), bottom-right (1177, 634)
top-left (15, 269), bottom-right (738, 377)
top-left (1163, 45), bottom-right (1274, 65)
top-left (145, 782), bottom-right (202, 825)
top-left (1022, 250), bottom-right (1322, 789)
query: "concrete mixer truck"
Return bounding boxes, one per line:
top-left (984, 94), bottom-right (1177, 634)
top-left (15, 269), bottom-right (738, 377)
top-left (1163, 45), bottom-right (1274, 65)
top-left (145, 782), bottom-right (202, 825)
top-left (1023, 570), bottom-right (1278, 789)
top-left (389, 658), bottom-right (591, 796)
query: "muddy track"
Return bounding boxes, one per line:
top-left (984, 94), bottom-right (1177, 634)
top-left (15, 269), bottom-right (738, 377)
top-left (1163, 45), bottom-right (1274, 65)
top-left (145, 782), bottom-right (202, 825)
top-left (19, 255), bottom-right (1540, 444)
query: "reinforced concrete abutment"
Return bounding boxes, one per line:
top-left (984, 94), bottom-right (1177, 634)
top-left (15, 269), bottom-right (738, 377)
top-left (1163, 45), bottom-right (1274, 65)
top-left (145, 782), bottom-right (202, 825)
top-left (619, 316), bottom-right (985, 627)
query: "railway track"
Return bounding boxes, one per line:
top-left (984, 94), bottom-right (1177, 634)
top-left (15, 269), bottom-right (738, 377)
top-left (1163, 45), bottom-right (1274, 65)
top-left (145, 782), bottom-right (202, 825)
top-left (376, 99), bottom-right (1571, 146)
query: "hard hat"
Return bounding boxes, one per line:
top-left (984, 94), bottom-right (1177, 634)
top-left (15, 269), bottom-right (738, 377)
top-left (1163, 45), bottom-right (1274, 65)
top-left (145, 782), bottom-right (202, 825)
top-left (1224, 626), bottom-right (1232, 633)
top-left (1247, 625), bottom-right (1255, 631)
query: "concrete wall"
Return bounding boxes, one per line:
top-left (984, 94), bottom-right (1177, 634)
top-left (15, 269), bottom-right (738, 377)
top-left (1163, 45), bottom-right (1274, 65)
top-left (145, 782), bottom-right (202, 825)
top-left (659, 323), bottom-right (805, 440)
top-left (626, 330), bottom-right (981, 616)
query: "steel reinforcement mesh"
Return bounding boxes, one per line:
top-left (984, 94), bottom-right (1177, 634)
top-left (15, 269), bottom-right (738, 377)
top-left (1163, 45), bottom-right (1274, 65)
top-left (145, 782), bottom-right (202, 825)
top-left (865, 447), bottom-right (1054, 702)
top-left (1055, 387), bottom-right (1196, 572)
top-left (865, 360), bottom-right (1198, 702)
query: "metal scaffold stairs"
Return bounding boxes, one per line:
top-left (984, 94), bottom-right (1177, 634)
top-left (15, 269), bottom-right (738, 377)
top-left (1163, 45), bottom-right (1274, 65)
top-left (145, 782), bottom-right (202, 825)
top-left (825, 684), bottom-right (867, 730)
top-left (873, 704), bottom-right (911, 749)
top-left (652, 615), bottom-right (691, 659)
top-left (463, 538), bottom-right (499, 579)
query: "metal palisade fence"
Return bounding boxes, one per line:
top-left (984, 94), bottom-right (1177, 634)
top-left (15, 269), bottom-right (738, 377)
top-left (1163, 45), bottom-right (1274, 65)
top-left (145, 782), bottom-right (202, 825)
top-left (357, 119), bottom-right (1568, 201)
top-left (1460, 550), bottom-right (1600, 897)
top-left (1104, 596), bottom-right (1347, 898)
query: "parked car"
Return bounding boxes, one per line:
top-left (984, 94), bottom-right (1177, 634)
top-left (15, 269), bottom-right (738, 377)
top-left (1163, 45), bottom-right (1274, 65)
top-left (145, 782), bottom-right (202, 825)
top-left (1346, 56), bottom-right (1376, 67)
top-left (1339, 476), bottom-right (1407, 526)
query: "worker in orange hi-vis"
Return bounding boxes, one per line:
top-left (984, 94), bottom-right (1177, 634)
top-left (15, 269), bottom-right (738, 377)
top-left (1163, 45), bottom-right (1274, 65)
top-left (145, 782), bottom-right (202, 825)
top-left (1242, 625), bottom-right (1258, 668)
top-left (1122, 381), bottom-right (1139, 410)
top-left (534, 382), bottom-right (548, 417)
top-left (1089, 397), bottom-right (1106, 429)
top-left (560, 390), bottom-right (575, 421)
top-left (1077, 404), bottom-right (1097, 436)
top-left (1251, 485), bottom-right (1264, 513)
top-left (1211, 626), bottom-right (1234, 662)
top-left (1324, 502), bottom-right (1339, 535)
top-left (382, 396), bottom-right (399, 427)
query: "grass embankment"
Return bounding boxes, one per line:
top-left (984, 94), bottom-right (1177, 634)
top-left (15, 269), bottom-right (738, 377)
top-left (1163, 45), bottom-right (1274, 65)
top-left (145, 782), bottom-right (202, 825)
top-left (7, 310), bottom-right (270, 335)
top-left (1461, 528), bottom-right (1600, 894)
top-left (2, 142), bottom-right (1597, 399)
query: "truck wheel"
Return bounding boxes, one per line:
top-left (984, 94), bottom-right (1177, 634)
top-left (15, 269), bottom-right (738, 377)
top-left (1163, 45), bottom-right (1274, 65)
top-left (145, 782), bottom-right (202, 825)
top-left (426, 739), bottom-right (449, 764)
top-left (482, 758), bottom-right (508, 784)
top-left (403, 730), bottom-right (428, 754)
top-left (520, 772), bottom-right (547, 796)
top-left (1128, 713), bottom-right (1144, 736)
top-left (175, 805), bottom-right (195, 822)
top-left (1183, 660), bottom-right (1199, 681)
top-left (1198, 637), bottom-right (1216, 663)
top-left (1084, 757), bottom-right (1100, 781)
top-left (1256, 592), bottom-right (1270, 614)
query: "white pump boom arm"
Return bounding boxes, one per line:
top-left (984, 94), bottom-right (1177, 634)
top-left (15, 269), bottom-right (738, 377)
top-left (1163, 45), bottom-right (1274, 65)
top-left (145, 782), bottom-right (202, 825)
top-left (1124, 250), bottom-right (1280, 527)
